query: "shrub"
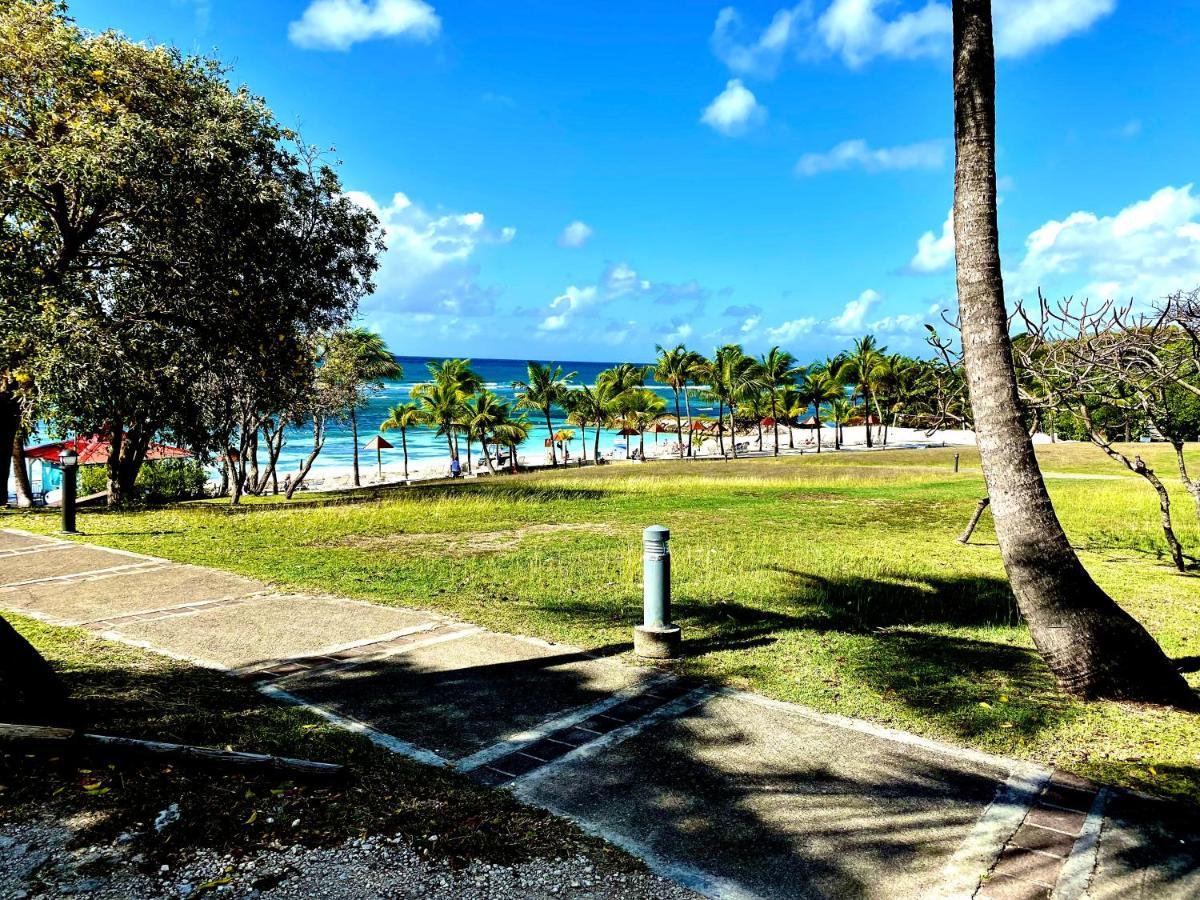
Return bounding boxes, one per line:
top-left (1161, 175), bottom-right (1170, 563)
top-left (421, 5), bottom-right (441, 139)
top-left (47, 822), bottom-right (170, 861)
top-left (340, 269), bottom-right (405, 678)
top-left (78, 459), bottom-right (209, 502)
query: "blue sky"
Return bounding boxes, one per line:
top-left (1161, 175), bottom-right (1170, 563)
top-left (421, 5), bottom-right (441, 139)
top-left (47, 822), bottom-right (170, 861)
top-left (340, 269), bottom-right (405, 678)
top-left (73, 1), bottom-right (1200, 362)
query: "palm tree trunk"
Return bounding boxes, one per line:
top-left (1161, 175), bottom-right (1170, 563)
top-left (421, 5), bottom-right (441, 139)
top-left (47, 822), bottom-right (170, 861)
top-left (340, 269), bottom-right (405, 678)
top-left (729, 404), bottom-right (738, 459)
top-left (0, 393), bottom-right (18, 508)
top-left (674, 389), bottom-right (685, 459)
top-left (593, 420), bottom-right (601, 461)
top-left (863, 389), bottom-right (873, 448)
top-left (717, 401), bottom-right (726, 457)
top-left (952, 0), bottom-right (1193, 705)
top-left (350, 409), bottom-right (360, 487)
top-left (771, 395), bottom-right (780, 456)
top-left (545, 409), bottom-right (557, 466)
top-left (402, 429), bottom-right (409, 481)
top-left (816, 414), bottom-right (822, 453)
top-left (684, 387), bottom-right (695, 457)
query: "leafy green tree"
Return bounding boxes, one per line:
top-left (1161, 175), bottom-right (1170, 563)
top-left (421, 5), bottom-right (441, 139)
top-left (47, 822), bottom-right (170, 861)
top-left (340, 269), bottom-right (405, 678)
top-left (324, 328), bottom-right (402, 486)
top-left (835, 336), bottom-right (886, 447)
top-left (513, 362), bottom-right (576, 466)
top-left (705, 345), bottom-right (760, 458)
top-left (654, 344), bottom-right (702, 459)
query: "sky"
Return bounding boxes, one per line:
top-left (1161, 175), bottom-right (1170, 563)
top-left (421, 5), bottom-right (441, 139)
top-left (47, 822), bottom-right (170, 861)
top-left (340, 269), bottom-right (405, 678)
top-left (71, 0), bottom-right (1200, 363)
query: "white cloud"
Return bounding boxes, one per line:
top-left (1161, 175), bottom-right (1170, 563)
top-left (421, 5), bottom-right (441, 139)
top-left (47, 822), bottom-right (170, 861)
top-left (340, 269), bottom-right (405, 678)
top-left (1011, 184), bottom-right (1200, 303)
top-left (826, 288), bottom-right (882, 333)
top-left (539, 285), bottom-right (598, 333)
top-left (711, 4), bottom-right (811, 78)
top-left (346, 189), bottom-right (514, 319)
top-left (289, 0), bottom-right (440, 51)
top-left (700, 79), bottom-right (767, 136)
top-left (765, 316), bottom-right (818, 343)
top-left (713, 0), bottom-right (1113, 74)
top-left (911, 209), bottom-right (955, 272)
top-left (604, 262), bottom-right (652, 298)
top-left (795, 138), bottom-right (946, 176)
top-left (663, 322), bottom-right (694, 344)
top-left (557, 220), bottom-right (594, 248)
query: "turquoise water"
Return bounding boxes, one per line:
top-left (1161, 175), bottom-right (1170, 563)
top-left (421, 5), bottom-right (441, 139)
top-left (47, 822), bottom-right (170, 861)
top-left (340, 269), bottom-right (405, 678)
top-left (275, 355), bottom-right (717, 473)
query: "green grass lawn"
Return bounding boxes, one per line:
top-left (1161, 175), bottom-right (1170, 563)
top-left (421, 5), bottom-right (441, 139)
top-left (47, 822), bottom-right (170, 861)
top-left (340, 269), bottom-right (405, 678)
top-left (7, 442), bottom-right (1200, 803)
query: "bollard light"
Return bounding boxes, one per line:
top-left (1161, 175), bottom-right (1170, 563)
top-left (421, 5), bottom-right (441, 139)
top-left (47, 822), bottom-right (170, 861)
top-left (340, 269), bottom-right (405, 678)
top-left (953, 452), bottom-right (960, 473)
top-left (59, 447), bottom-right (79, 534)
top-left (634, 525), bottom-right (682, 659)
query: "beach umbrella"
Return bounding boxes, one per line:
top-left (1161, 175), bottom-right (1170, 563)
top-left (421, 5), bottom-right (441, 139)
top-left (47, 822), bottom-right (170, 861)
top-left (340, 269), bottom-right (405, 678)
top-left (797, 415), bottom-right (821, 428)
top-left (363, 435), bottom-right (393, 479)
top-left (760, 416), bottom-right (776, 428)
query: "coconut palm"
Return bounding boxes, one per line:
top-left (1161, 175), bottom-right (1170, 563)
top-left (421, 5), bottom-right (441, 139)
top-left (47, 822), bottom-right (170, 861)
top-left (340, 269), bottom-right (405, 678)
top-left (513, 362), bottom-right (577, 467)
top-left (830, 398), bottom-right (853, 450)
top-left (615, 388), bottom-right (667, 458)
top-left (777, 386), bottom-right (805, 450)
top-left (379, 401), bottom-right (424, 481)
top-left (707, 345), bottom-right (761, 458)
top-left (835, 336), bottom-right (886, 447)
top-left (563, 387), bottom-right (596, 462)
top-left (799, 370), bottom-right (843, 453)
top-left (950, 0), bottom-right (1190, 703)
top-left (654, 344), bottom-right (705, 459)
top-left (759, 347), bottom-right (801, 456)
top-left (410, 378), bottom-right (465, 461)
top-left (493, 416), bottom-right (532, 474)
top-left (323, 328), bottom-right (403, 487)
top-left (463, 389), bottom-right (512, 475)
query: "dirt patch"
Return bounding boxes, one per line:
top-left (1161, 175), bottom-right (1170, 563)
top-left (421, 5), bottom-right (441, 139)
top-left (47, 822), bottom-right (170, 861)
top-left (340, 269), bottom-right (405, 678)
top-left (314, 523), bottom-right (611, 557)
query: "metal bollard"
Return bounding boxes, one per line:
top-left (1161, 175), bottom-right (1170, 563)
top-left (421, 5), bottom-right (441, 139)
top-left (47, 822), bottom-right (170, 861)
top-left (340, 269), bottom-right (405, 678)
top-left (634, 525), bottom-right (682, 658)
top-left (953, 452), bottom-right (960, 473)
top-left (59, 448), bottom-right (79, 534)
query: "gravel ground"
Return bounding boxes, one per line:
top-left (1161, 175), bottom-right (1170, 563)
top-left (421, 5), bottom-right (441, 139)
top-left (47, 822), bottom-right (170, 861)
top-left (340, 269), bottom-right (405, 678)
top-left (1, 818), bottom-right (698, 900)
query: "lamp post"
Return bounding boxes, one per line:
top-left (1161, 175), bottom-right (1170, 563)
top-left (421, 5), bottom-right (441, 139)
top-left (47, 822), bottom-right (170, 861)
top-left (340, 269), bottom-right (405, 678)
top-left (634, 525), bottom-right (682, 659)
top-left (59, 447), bottom-right (79, 534)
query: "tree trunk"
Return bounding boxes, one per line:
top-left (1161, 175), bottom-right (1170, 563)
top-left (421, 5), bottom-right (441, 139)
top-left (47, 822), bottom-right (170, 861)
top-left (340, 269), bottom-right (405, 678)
top-left (729, 405), bottom-right (739, 458)
top-left (401, 429), bottom-right (410, 481)
top-left (683, 387), bottom-right (695, 457)
top-left (816, 420), bottom-right (822, 453)
top-left (717, 401), bottom-right (726, 457)
top-left (863, 390), bottom-right (874, 448)
top-left (1173, 441), bottom-right (1200, 526)
top-left (350, 408), bottom-right (360, 487)
top-left (674, 389), bottom-right (685, 459)
top-left (0, 616), bottom-right (71, 724)
top-left (0, 393), bottom-right (18, 507)
top-left (11, 429), bottom-right (33, 508)
top-left (286, 415), bottom-right (326, 499)
top-left (772, 395), bottom-right (780, 456)
top-left (952, 0), bottom-right (1194, 705)
top-left (593, 419), bottom-right (601, 461)
top-left (545, 410), bottom-right (557, 466)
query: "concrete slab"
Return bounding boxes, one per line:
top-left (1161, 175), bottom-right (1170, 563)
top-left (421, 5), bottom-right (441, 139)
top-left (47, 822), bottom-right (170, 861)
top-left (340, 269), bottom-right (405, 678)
top-left (0, 565), bottom-right (266, 624)
top-left (516, 693), bottom-right (1008, 900)
top-left (112, 594), bottom-right (441, 669)
top-left (0, 530), bottom-right (60, 553)
top-left (1086, 793), bottom-right (1200, 899)
top-left (0, 544), bottom-right (150, 586)
top-left (287, 631), bottom-right (653, 760)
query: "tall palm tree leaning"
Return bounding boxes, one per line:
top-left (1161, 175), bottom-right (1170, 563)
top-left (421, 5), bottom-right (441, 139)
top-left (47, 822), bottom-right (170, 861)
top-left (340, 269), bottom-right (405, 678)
top-left (800, 369), bottom-right (842, 453)
top-left (759, 346), bottom-right (800, 456)
top-left (379, 401), bottom-right (424, 482)
top-left (324, 328), bottom-right (403, 487)
top-left (654, 344), bottom-right (701, 460)
top-left (951, 0), bottom-right (1192, 705)
top-left (838, 336), bottom-right (884, 448)
top-left (513, 362), bottom-right (576, 467)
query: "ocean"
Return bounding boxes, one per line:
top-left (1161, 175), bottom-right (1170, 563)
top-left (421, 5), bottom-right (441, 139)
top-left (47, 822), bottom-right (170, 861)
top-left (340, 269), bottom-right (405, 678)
top-left (273, 355), bottom-right (717, 474)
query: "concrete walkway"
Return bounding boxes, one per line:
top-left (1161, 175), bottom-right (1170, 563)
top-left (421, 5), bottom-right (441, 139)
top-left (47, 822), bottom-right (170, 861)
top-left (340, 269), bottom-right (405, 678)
top-left (2, 528), bottom-right (1197, 900)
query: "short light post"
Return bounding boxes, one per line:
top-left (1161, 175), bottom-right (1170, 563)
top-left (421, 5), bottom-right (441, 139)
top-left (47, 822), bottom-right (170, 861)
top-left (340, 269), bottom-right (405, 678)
top-left (634, 525), bottom-right (682, 658)
top-left (953, 452), bottom-right (960, 473)
top-left (59, 447), bottom-right (78, 534)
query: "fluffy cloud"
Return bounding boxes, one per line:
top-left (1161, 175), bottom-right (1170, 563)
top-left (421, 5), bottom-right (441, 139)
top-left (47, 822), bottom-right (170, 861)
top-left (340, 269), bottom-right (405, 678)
top-left (711, 0), bottom-right (1114, 74)
top-left (765, 316), bottom-right (817, 343)
top-left (289, 0), bottom-right (440, 51)
top-left (700, 79), bottom-right (767, 136)
top-left (539, 285), bottom-right (598, 333)
top-left (1011, 184), bottom-right (1200, 303)
top-left (557, 220), bottom-right (594, 248)
top-left (534, 262), bottom-right (710, 337)
top-left (910, 209), bottom-right (955, 272)
top-left (795, 138), bottom-right (946, 176)
top-left (346, 189), bottom-right (514, 319)
top-left (711, 5), bottom-right (808, 78)
top-left (826, 288), bottom-right (882, 333)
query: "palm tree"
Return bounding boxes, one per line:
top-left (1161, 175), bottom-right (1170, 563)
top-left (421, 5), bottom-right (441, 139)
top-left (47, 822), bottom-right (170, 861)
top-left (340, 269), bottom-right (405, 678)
top-left (513, 362), bottom-right (576, 467)
top-left (563, 387), bottom-right (594, 462)
top-left (799, 370), bottom-right (842, 453)
top-left (777, 386), bottom-right (805, 450)
top-left (323, 328), bottom-right (403, 487)
top-left (830, 398), bottom-right (853, 450)
top-left (463, 389), bottom-right (511, 475)
top-left (759, 347), bottom-right (801, 456)
top-left (411, 378), bottom-right (465, 461)
top-left (707, 345), bottom-right (760, 459)
top-left (493, 416), bottom-right (532, 474)
top-left (836, 336), bottom-right (885, 448)
top-left (654, 344), bottom-right (704, 459)
top-left (379, 401), bottom-right (424, 481)
top-left (951, 0), bottom-right (1191, 704)
top-left (615, 388), bottom-right (667, 458)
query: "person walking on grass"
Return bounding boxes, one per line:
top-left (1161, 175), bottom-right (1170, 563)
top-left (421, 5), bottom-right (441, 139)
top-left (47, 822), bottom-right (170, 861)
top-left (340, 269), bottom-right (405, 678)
top-left (450, 455), bottom-right (461, 478)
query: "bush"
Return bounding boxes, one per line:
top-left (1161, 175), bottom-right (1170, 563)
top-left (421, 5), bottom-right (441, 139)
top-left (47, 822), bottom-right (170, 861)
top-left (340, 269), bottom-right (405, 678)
top-left (78, 458), bottom-right (209, 502)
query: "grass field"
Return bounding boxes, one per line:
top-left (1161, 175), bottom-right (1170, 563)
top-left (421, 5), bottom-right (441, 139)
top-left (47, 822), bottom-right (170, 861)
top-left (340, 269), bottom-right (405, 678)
top-left (7, 442), bottom-right (1200, 803)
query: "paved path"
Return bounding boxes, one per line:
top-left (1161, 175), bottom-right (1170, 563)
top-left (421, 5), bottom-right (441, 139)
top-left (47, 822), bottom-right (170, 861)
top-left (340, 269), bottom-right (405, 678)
top-left (2, 528), bottom-right (1197, 900)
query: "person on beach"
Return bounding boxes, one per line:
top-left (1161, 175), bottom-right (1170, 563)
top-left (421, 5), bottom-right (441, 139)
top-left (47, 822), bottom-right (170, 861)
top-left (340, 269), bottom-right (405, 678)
top-left (450, 455), bottom-right (461, 478)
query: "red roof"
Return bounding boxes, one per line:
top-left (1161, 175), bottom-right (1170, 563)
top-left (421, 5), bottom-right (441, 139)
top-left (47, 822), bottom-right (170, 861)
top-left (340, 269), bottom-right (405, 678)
top-left (25, 436), bottom-right (190, 466)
